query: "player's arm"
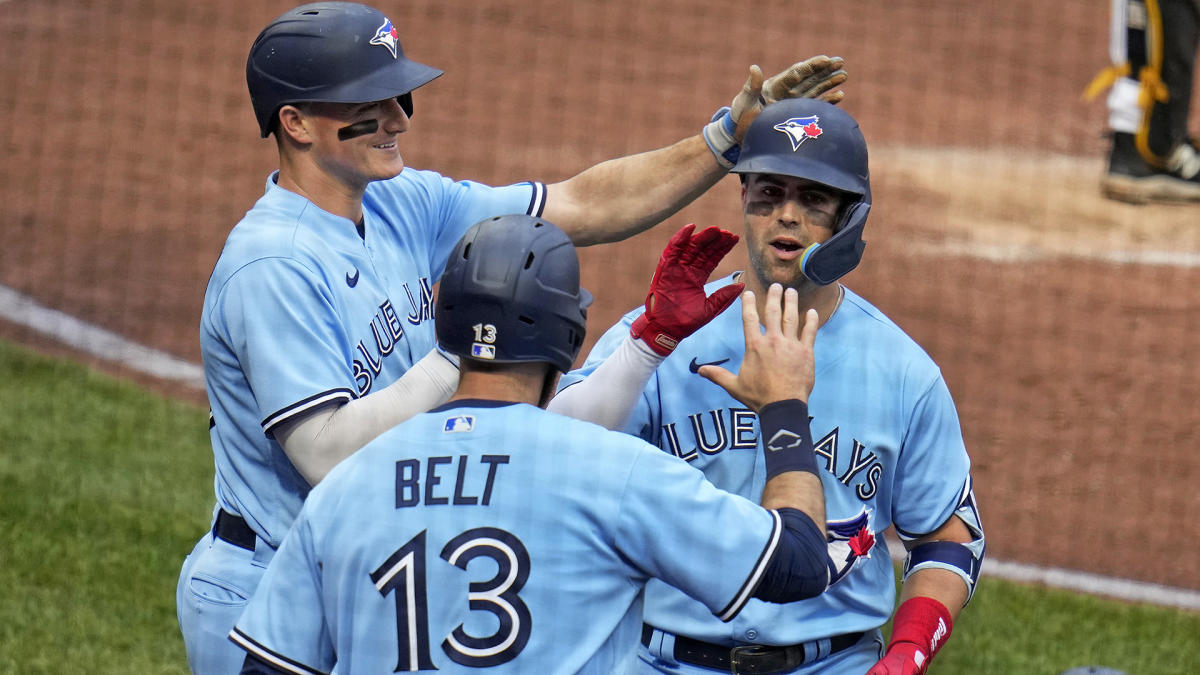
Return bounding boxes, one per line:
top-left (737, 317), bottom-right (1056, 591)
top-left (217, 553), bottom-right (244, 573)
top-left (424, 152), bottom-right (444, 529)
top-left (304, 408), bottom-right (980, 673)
top-left (275, 347), bottom-right (459, 484)
top-left (702, 284), bottom-right (834, 603)
top-left (548, 223), bottom-right (742, 427)
top-left (541, 57), bottom-right (847, 245)
top-left (868, 490), bottom-right (986, 675)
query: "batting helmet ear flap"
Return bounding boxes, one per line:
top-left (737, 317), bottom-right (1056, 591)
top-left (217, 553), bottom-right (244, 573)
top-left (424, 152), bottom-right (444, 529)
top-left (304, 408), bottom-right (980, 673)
top-left (799, 201), bottom-right (870, 286)
top-left (397, 93), bottom-right (413, 118)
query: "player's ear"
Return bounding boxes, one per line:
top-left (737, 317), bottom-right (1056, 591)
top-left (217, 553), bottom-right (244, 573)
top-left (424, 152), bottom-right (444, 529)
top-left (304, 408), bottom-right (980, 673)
top-left (277, 105), bottom-right (315, 145)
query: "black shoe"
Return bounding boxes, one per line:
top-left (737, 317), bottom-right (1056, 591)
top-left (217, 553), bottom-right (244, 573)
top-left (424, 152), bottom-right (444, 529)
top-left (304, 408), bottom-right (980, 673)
top-left (1102, 132), bottom-right (1200, 204)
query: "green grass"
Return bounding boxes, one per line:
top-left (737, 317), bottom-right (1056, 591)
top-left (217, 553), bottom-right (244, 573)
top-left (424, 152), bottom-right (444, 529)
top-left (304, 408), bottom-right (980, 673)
top-left (0, 339), bottom-right (1197, 674)
top-left (931, 575), bottom-right (1199, 674)
top-left (0, 340), bottom-right (213, 674)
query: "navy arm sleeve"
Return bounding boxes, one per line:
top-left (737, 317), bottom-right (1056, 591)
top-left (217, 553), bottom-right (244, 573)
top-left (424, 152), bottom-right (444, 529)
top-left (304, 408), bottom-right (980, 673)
top-left (751, 507), bottom-right (834, 603)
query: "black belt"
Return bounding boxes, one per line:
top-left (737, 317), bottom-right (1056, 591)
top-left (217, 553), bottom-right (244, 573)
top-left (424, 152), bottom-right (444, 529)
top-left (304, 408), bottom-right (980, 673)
top-left (214, 509), bottom-right (257, 551)
top-left (641, 623), bottom-right (865, 674)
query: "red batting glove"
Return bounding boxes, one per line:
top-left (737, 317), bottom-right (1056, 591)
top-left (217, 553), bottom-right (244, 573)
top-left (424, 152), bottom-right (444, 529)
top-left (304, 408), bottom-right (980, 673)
top-left (630, 224), bottom-right (744, 356)
top-left (866, 597), bottom-right (953, 675)
top-left (866, 642), bottom-right (928, 675)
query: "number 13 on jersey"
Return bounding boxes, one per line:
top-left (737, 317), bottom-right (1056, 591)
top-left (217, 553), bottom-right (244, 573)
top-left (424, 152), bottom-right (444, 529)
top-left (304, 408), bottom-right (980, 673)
top-left (371, 527), bottom-right (532, 671)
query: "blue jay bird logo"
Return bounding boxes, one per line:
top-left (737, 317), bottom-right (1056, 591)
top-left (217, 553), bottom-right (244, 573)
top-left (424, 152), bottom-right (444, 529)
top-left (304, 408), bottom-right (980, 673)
top-left (825, 507), bottom-right (875, 585)
top-left (369, 18), bottom-right (400, 59)
top-left (774, 116), bottom-right (824, 151)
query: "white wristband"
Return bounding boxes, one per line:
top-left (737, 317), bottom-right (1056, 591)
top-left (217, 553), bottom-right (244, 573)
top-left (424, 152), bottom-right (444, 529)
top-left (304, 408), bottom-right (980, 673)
top-left (702, 106), bottom-right (740, 169)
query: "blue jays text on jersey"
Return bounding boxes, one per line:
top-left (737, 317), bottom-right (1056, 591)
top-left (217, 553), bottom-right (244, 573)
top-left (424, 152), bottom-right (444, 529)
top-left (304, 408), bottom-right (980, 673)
top-left (658, 409), bottom-right (884, 501)
top-left (351, 277), bottom-right (435, 396)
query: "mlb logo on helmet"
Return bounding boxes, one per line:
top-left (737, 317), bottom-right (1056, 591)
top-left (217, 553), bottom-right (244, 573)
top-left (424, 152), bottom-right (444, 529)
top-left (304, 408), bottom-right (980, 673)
top-left (471, 343), bottom-right (496, 359)
top-left (774, 115), bottom-right (824, 151)
top-left (369, 17), bottom-right (400, 58)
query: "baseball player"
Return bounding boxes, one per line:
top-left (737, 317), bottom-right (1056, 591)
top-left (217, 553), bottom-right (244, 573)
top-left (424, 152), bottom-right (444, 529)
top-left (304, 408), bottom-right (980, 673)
top-left (551, 98), bottom-right (986, 674)
top-left (176, 2), bottom-right (851, 672)
top-left (229, 214), bottom-right (835, 674)
top-left (1084, 0), bottom-right (1200, 203)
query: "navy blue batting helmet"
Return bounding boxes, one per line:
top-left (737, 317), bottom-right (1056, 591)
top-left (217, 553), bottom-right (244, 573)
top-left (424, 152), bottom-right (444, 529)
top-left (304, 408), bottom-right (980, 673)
top-left (436, 215), bottom-right (592, 374)
top-left (732, 98), bottom-right (871, 285)
top-left (246, 2), bottom-right (443, 137)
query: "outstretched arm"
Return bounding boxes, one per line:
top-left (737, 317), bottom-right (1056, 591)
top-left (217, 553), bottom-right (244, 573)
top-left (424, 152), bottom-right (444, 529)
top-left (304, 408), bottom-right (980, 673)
top-left (548, 224), bottom-right (742, 427)
top-left (703, 284), bottom-right (834, 603)
top-left (275, 348), bottom-right (460, 484)
top-left (543, 56), bottom-right (847, 245)
top-left (701, 283), bottom-right (826, 533)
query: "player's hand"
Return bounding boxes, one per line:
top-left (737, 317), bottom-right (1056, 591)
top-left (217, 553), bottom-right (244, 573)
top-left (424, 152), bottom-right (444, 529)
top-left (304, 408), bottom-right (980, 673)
top-left (865, 641), bottom-right (929, 675)
top-left (762, 55), bottom-right (847, 106)
top-left (630, 224), bottom-right (744, 356)
top-left (699, 284), bottom-right (817, 411)
top-left (732, 56), bottom-right (848, 141)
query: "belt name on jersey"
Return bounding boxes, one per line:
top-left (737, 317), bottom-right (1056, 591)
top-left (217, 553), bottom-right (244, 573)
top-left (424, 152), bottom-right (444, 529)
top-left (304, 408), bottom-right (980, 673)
top-left (394, 454), bottom-right (511, 508)
top-left (661, 408), bottom-right (882, 500)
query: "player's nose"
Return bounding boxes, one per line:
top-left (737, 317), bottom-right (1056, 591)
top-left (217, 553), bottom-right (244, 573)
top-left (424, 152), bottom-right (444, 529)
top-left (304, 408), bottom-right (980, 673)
top-left (776, 198), bottom-right (806, 228)
top-left (380, 97), bottom-right (410, 133)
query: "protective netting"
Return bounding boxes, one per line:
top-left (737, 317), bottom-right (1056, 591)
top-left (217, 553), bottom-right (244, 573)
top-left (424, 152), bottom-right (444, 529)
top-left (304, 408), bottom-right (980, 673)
top-left (2, 0), bottom-right (1198, 591)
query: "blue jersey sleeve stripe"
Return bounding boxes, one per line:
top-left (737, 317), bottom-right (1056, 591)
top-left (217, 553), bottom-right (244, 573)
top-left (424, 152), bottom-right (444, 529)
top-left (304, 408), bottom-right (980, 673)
top-left (229, 628), bottom-right (326, 675)
top-left (717, 509), bottom-right (781, 622)
top-left (260, 388), bottom-right (356, 434)
top-left (525, 181), bottom-right (547, 217)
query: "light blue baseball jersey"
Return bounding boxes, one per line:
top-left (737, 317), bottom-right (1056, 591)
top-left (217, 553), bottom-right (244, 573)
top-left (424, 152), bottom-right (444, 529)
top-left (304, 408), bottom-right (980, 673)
top-left (231, 400), bottom-right (782, 675)
top-left (201, 170), bottom-right (546, 547)
top-left (559, 276), bottom-right (975, 646)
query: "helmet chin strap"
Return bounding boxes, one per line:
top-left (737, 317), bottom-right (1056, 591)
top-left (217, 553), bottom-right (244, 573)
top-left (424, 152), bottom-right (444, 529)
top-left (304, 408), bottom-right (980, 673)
top-left (799, 201), bottom-right (870, 285)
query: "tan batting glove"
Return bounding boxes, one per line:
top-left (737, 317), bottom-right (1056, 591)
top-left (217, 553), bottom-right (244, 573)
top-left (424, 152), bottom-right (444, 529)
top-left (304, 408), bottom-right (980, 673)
top-left (763, 56), bottom-right (847, 106)
top-left (703, 55), bottom-right (848, 167)
top-left (741, 55), bottom-right (848, 139)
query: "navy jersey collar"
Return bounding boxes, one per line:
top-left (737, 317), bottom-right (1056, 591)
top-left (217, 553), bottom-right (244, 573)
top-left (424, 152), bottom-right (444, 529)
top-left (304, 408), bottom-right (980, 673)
top-left (430, 398), bottom-right (523, 412)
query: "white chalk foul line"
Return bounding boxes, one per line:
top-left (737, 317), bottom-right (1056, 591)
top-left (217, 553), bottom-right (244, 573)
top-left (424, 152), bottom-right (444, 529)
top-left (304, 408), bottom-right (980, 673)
top-left (2, 283), bottom-right (1198, 610)
top-left (910, 240), bottom-right (1200, 268)
top-left (0, 285), bottom-right (204, 389)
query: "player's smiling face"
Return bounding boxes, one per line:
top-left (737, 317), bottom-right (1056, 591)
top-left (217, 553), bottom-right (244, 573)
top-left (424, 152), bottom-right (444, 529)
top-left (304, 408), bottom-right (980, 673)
top-left (305, 98), bottom-right (409, 186)
top-left (740, 173), bottom-right (845, 291)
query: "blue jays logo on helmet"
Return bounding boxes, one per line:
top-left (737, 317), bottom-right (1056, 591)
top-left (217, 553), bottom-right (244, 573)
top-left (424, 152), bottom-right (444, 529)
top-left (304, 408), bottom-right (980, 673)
top-left (825, 507), bottom-right (876, 585)
top-left (774, 115), bottom-right (824, 151)
top-left (369, 18), bottom-right (400, 58)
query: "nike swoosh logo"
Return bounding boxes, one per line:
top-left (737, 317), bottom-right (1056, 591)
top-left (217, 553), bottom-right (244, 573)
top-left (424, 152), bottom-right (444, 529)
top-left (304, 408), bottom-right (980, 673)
top-left (688, 357), bottom-right (729, 373)
top-left (346, 269), bottom-right (360, 288)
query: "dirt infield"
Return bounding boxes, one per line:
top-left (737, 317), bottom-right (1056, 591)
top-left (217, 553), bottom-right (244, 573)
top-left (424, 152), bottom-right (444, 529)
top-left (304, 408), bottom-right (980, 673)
top-left (2, 0), bottom-right (1198, 592)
